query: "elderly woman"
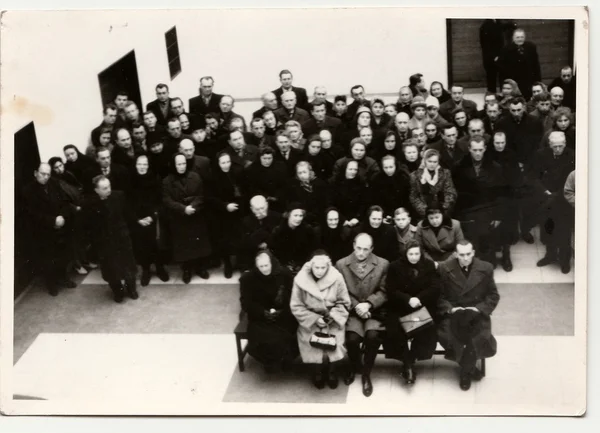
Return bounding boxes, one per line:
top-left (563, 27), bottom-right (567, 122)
top-left (424, 120), bottom-right (442, 145)
top-left (416, 203), bottom-right (465, 265)
top-left (290, 250), bottom-right (351, 389)
top-left (409, 148), bottom-right (457, 221)
top-left (317, 207), bottom-right (353, 263)
top-left (331, 159), bottom-right (368, 229)
top-left (162, 153), bottom-right (212, 283)
top-left (382, 240), bottom-right (441, 384)
top-left (270, 203), bottom-right (318, 275)
top-left (330, 138), bottom-right (380, 186)
top-left (540, 107), bottom-right (576, 150)
top-left (357, 205), bottom-right (398, 262)
top-left (240, 250), bottom-right (299, 373)
top-left (340, 106), bottom-right (375, 149)
top-left (430, 81), bottom-right (451, 105)
top-left (373, 130), bottom-right (403, 164)
top-left (286, 161), bottom-right (330, 227)
top-left (392, 207), bottom-right (418, 257)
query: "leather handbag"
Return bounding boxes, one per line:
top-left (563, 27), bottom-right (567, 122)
top-left (309, 324), bottom-right (337, 351)
top-left (399, 307), bottom-right (434, 337)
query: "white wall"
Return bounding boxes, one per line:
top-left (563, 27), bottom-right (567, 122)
top-left (1, 9), bottom-right (449, 161)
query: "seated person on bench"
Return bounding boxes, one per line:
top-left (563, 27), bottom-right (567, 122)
top-left (382, 239), bottom-right (441, 385)
top-left (239, 250), bottom-right (298, 373)
top-left (437, 240), bottom-right (500, 391)
top-left (335, 233), bottom-right (389, 397)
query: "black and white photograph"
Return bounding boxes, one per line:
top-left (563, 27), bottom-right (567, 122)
top-left (0, 5), bottom-right (588, 417)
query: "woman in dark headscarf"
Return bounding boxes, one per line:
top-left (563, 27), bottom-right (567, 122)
top-left (317, 207), bottom-right (353, 263)
top-left (399, 139), bottom-right (422, 174)
top-left (49, 156), bottom-right (82, 189)
top-left (207, 151), bottom-right (246, 278)
top-left (429, 81), bottom-right (451, 105)
top-left (162, 153), bottom-right (212, 283)
top-left (146, 140), bottom-right (172, 180)
top-left (452, 108), bottom-right (470, 139)
top-left (382, 240), bottom-right (441, 384)
top-left (357, 205), bottom-right (398, 262)
top-left (286, 161), bottom-right (330, 227)
top-left (240, 250), bottom-right (299, 372)
top-left (129, 154), bottom-right (170, 286)
top-left (372, 130), bottom-right (404, 165)
top-left (331, 159), bottom-right (368, 230)
top-left (63, 144), bottom-right (95, 186)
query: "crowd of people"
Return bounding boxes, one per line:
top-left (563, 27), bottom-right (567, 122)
top-left (22, 27), bottom-right (577, 394)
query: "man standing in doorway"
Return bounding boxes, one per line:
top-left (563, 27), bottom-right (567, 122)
top-left (497, 28), bottom-right (542, 100)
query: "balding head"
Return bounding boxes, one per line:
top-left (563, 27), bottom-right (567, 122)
top-left (250, 195), bottom-right (269, 219)
top-left (353, 233), bottom-right (374, 261)
top-left (395, 112), bottom-right (410, 132)
top-left (314, 86), bottom-right (327, 99)
top-left (282, 91), bottom-right (297, 110)
top-left (261, 92), bottom-right (278, 110)
top-left (179, 138), bottom-right (195, 159)
top-left (550, 86), bottom-right (565, 106)
top-left (34, 162), bottom-right (52, 185)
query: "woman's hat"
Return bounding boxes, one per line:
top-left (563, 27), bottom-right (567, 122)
top-left (355, 106), bottom-right (372, 117)
top-left (410, 96), bottom-right (427, 110)
top-left (425, 96), bottom-right (440, 108)
top-left (287, 201), bottom-right (306, 213)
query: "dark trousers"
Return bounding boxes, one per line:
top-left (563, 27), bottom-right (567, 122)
top-left (483, 58), bottom-right (499, 93)
top-left (459, 342), bottom-right (478, 374)
top-left (346, 330), bottom-right (382, 376)
top-left (108, 277), bottom-right (135, 295)
top-left (182, 257), bottom-right (207, 272)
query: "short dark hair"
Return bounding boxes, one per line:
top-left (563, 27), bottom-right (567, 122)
top-left (279, 69), bottom-right (292, 78)
top-left (259, 146), bottom-right (275, 157)
top-left (95, 146), bottom-right (111, 157)
top-left (170, 97), bottom-right (184, 106)
top-left (307, 134), bottom-right (322, 145)
top-left (115, 91), bottom-right (129, 99)
top-left (131, 122), bottom-right (146, 131)
top-left (409, 73), bottom-right (423, 87)
top-left (350, 85), bottom-right (364, 95)
top-left (469, 134), bottom-right (487, 148)
top-left (450, 84), bottom-right (464, 92)
top-left (334, 95), bottom-right (347, 103)
top-left (156, 83), bottom-right (169, 92)
top-left (103, 103), bottom-right (118, 114)
top-left (311, 98), bottom-right (327, 110)
top-left (509, 96), bottom-right (527, 106)
top-left (533, 92), bottom-right (551, 103)
top-left (167, 117), bottom-right (180, 126)
top-left (367, 205), bottom-right (384, 217)
top-left (442, 124), bottom-right (457, 134)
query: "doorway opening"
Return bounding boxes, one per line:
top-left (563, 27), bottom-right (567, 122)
top-left (98, 50), bottom-right (143, 110)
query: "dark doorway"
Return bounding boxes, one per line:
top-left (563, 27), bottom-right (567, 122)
top-left (98, 50), bottom-right (142, 110)
top-left (447, 19), bottom-right (575, 88)
top-left (14, 122), bottom-right (42, 298)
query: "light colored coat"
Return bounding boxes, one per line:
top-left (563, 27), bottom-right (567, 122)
top-left (290, 263), bottom-right (351, 363)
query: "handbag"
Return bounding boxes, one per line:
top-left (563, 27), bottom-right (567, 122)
top-left (399, 306), bottom-right (434, 338)
top-left (309, 324), bottom-right (337, 351)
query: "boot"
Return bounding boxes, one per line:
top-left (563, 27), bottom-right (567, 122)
top-left (124, 279), bottom-right (138, 300)
top-left (155, 263), bottom-right (170, 282)
top-left (537, 247), bottom-right (558, 267)
top-left (312, 365), bottom-right (326, 389)
top-left (111, 283), bottom-right (125, 303)
top-left (140, 266), bottom-right (151, 287)
top-left (223, 256), bottom-right (233, 279)
top-left (326, 362), bottom-right (339, 389)
top-left (501, 245), bottom-right (513, 272)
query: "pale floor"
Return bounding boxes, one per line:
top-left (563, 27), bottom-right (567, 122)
top-left (9, 226), bottom-right (579, 415)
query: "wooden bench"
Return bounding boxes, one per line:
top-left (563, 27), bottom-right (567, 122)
top-left (234, 315), bottom-right (485, 375)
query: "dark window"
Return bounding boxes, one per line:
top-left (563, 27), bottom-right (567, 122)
top-left (165, 26), bottom-right (182, 79)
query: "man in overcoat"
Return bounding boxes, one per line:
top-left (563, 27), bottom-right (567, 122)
top-left (437, 240), bottom-right (500, 391)
top-left (23, 163), bottom-right (77, 296)
top-left (335, 233), bottom-right (389, 397)
top-left (497, 28), bottom-right (542, 100)
top-left (188, 76), bottom-right (224, 117)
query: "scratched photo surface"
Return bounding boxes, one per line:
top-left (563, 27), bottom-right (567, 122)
top-left (0, 6), bottom-right (588, 416)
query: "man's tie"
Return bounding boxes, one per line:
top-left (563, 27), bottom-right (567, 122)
top-left (102, 167), bottom-right (109, 175)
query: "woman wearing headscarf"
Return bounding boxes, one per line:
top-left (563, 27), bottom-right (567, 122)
top-left (162, 153), bottom-right (212, 283)
top-left (290, 250), bottom-right (351, 389)
top-left (329, 138), bottom-right (380, 186)
top-left (451, 108), bottom-right (470, 139)
top-left (357, 205), bottom-right (398, 262)
top-left (372, 130), bottom-right (404, 165)
top-left (240, 250), bottom-right (299, 373)
top-left (270, 203), bottom-right (318, 275)
top-left (415, 203), bottom-right (465, 265)
top-left (303, 135), bottom-right (330, 180)
top-left (339, 106), bottom-right (376, 149)
top-left (370, 155), bottom-right (412, 222)
top-left (317, 207), bottom-right (353, 263)
top-left (399, 139), bottom-right (422, 174)
top-left (382, 240), bottom-right (441, 384)
top-left (331, 159), bottom-right (368, 230)
top-left (499, 78), bottom-right (523, 110)
top-left (409, 148), bottom-right (457, 221)
top-left (286, 161), bottom-right (330, 227)
top-left (429, 81), bottom-right (451, 105)
top-left (63, 144), bottom-right (95, 187)
top-left (128, 154), bottom-right (170, 286)
top-left (207, 151), bottom-right (246, 278)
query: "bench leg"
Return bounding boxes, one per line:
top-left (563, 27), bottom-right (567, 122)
top-left (480, 358), bottom-right (486, 377)
top-left (235, 335), bottom-right (245, 372)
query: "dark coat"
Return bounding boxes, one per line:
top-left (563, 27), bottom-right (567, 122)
top-left (370, 168), bottom-right (412, 218)
top-left (357, 223), bottom-right (399, 262)
top-left (273, 147), bottom-right (306, 177)
top-left (437, 257), bottom-right (500, 362)
top-left (330, 156), bottom-right (380, 186)
top-left (187, 155), bottom-right (213, 184)
top-left (304, 153), bottom-right (332, 181)
top-left (427, 140), bottom-right (468, 171)
top-left (162, 171), bottom-right (212, 262)
top-left (65, 151), bottom-right (95, 185)
top-left (127, 172), bottom-right (162, 265)
top-left (90, 122), bottom-right (113, 148)
top-left (409, 168), bottom-right (457, 219)
top-left (244, 161), bottom-right (289, 211)
top-left (240, 262), bottom-right (298, 365)
top-left (549, 76), bottom-right (577, 110)
top-left (439, 99), bottom-right (479, 123)
top-left (382, 256), bottom-right (441, 360)
top-left (498, 41), bottom-right (542, 99)
top-left (274, 107), bottom-right (311, 125)
top-left (223, 144), bottom-right (260, 170)
top-left (83, 191), bottom-right (137, 283)
top-left (331, 178), bottom-right (368, 222)
top-left (82, 163), bottom-right (131, 195)
top-left (286, 177), bottom-right (331, 226)
top-left (22, 179), bottom-right (73, 271)
top-left (147, 149), bottom-right (172, 180)
top-left (206, 166), bottom-right (246, 255)
top-left (416, 217), bottom-right (465, 262)
top-left (146, 98), bottom-right (174, 125)
top-left (273, 86), bottom-right (309, 111)
top-left (238, 211), bottom-right (282, 270)
top-left (111, 146), bottom-right (142, 171)
top-left (316, 224), bottom-right (354, 264)
top-left (528, 147), bottom-right (575, 196)
top-left (188, 93), bottom-right (223, 117)
top-left (495, 113), bottom-right (544, 165)
top-left (270, 221), bottom-right (318, 271)
top-left (301, 116), bottom-right (343, 140)
top-left (194, 138), bottom-right (224, 161)
top-left (393, 224), bottom-right (418, 257)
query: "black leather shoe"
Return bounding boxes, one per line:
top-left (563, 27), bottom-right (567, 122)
top-left (113, 288), bottom-right (124, 303)
top-left (197, 269), bottom-right (209, 280)
top-left (124, 281), bottom-right (138, 300)
top-left (327, 368), bottom-right (339, 389)
top-left (362, 374), bottom-right (373, 397)
top-left (313, 370), bottom-right (326, 389)
top-left (182, 269), bottom-right (192, 284)
top-left (140, 269), bottom-right (151, 287)
top-left (224, 261), bottom-right (233, 279)
top-left (460, 372), bottom-right (472, 391)
top-left (48, 285), bottom-right (59, 297)
top-left (537, 255), bottom-right (557, 267)
top-left (502, 254), bottom-right (513, 272)
top-left (471, 367), bottom-right (484, 381)
top-left (60, 279), bottom-right (77, 289)
top-left (521, 232), bottom-right (535, 244)
top-left (561, 263), bottom-right (571, 274)
top-left (403, 366), bottom-right (416, 385)
top-left (344, 370), bottom-right (356, 386)
top-left (156, 265), bottom-right (170, 282)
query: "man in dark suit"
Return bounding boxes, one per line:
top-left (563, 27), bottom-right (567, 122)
top-left (91, 103), bottom-right (119, 148)
top-left (437, 240), bottom-right (500, 390)
top-left (272, 69), bottom-right (309, 111)
top-left (549, 66), bottom-right (576, 111)
top-left (301, 98), bottom-right (343, 140)
top-left (219, 95), bottom-right (244, 131)
top-left (179, 138), bottom-right (212, 184)
top-left (347, 85), bottom-right (371, 120)
top-left (164, 118), bottom-right (192, 156)
top-left (479, 19), bottom-right (516, 92)
top-left (497, 28), bottom-right (542, 100)
top-left (428, 125), bottom-right (467, 171)
top-left (481, 101), bottom-right (503, 136)
top-left (146, 83), bottom-right (173, 126)
top-left (274, 91), bottom-right (310, 125)
top-left (439, 85), bottom-right (479, 122)
top-left (83, 147), bottom-right (131, 194)
top-left (312, 86), bottom-right (335, 116)
top-left (223, 130), bottom-right (259, 170)
top-left (188, 76), bottom-right (224, 117)
top-left (273, 130), bottom-right (305, 176)
top-left (457, 119), bottom-right (492, 152)
top-left (253, 92), bottom-right (279, 120)
top-left (247, 118), bottom-right (276, 149)
top-left (23, 163), bottom-right (76, 295)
